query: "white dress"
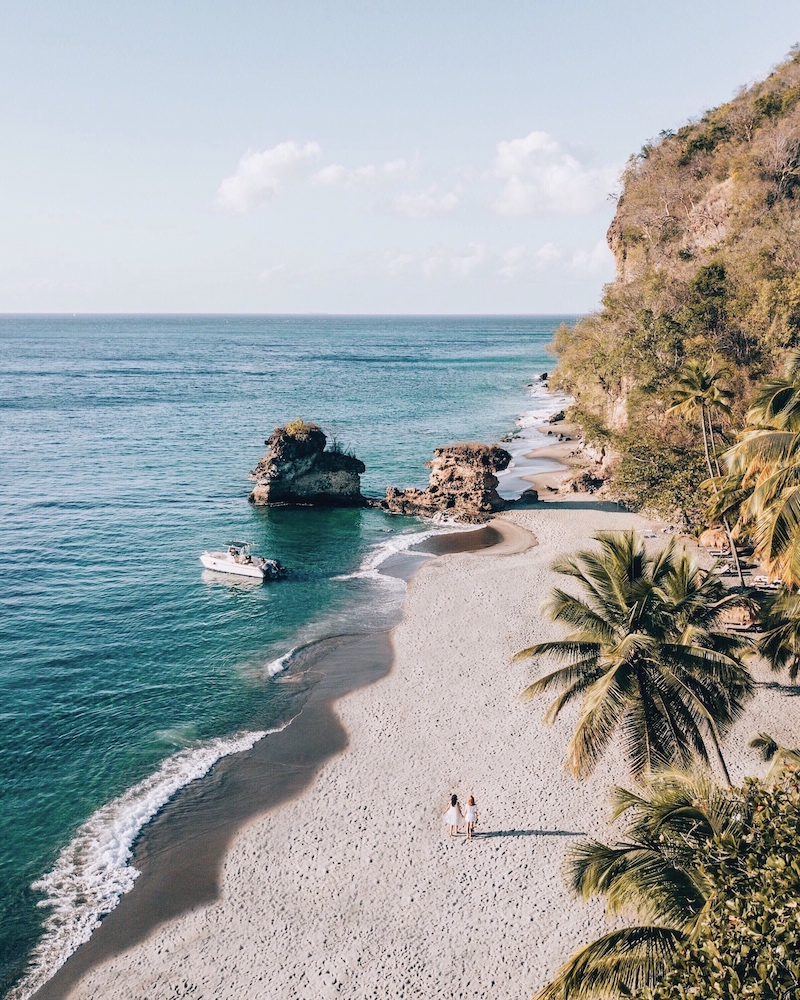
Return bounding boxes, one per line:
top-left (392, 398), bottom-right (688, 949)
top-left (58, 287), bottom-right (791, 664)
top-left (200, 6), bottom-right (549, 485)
top-left (464, 804), bottom-right (478, 824)
top-left (444, 805), bottom-right (462, 826)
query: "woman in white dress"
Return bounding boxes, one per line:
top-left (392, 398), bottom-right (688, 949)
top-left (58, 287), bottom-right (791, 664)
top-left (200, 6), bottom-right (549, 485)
top-left (464, 795), bottom-right (479, 840)
top-left (443, 794), bottom-right (464, 838)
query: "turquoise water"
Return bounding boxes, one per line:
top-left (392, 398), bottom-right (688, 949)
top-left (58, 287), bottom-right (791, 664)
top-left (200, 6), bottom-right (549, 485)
top-left (0, 314), bottom-right (571, 997)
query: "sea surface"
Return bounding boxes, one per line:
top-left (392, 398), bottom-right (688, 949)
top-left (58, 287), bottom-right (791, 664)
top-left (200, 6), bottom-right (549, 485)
top-left (0, 314), bottom-right (574, 998)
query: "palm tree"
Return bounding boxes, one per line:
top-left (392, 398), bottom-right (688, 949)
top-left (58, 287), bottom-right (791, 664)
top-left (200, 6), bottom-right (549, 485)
top-left (667, 360), bottom-right (744, 584)
top-left (723, 347), bottom-right (800, 587)
top-left (667, 359), bottom-right (733, 476)
top-left (515, 531), bottom-right (754, 785)
top-left (536, 772), bottom-right (744, 1000)
top-left (749, 732), bottom-right (800, 782)
top-left (757, 588), bottom-right (800, 679)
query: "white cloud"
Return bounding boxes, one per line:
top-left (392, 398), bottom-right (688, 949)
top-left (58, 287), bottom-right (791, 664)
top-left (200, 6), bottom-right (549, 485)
top-left (492, 131), bottom-right (617, 216)
top-left (571, 239), bottom-right (614, 274)
top-left (217, 140), bottom-right (321, 212)
top-left (313, 157), bottom-right (417, 190)
top-left (449, 242), bottom-right (486, 276)
top-left (258, 263), bottom-right (286, 281)
top-left (378, 242), bottom-right (488, 280)
top-left (391, 183), bottom-right (462, 220)
top-left (535, 242), bottom-right (564, 264)
top-left (496, 242), bottom-right (564, 279)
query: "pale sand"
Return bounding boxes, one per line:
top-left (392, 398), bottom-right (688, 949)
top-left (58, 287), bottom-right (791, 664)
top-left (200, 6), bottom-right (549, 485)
top-left (60, 504), bottom-right (793, 1000)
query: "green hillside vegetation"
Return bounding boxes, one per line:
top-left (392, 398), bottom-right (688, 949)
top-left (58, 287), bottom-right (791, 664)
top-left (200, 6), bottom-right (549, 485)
top-left (553, 47), bottom-right (800, 524)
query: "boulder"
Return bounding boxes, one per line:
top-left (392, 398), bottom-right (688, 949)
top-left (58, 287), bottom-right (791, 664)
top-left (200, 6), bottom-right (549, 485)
top-left (565, 469), bottom-right (605, 494)
top-left (248, 421), bottom-right (366, 506)
top-left (517, 488), bottom-right (540, 505)
top-left (377, 443), bottom-right (512, 522)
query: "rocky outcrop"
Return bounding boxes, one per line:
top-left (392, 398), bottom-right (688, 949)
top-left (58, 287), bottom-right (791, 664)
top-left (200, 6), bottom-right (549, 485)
top-left (248, 421), bottom-right (366, 506)
top-left (377, 443), bottom-right (512, 522)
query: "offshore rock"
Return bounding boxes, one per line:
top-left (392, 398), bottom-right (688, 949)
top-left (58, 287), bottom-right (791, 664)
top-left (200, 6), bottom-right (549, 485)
top-left (378, 443), bottom-right (512, 523)
top-left (248, 421), bottom-right (366, 506)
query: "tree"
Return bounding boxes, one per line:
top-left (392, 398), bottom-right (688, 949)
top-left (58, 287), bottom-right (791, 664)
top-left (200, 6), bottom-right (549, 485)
top-left (514, 531), bottom-right (754, 784)
top-left (667, 360), bottom-right (745, 585)
top-left (723, 347), bottom-right (800, 586)
top-left (749, 732), bottom-right (800, 781)
top-left (757, 588), bottom-right (800, 679)
top-left (536, 772), bottom-right (744, 1000)
top-left (639, 772), bottom-right (800, 1000)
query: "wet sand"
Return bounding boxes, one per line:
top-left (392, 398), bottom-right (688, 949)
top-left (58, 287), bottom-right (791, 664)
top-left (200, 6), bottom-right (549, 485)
top-left (34, 505), bottom-right (789, 1000)
top-left (30, 524), bottom-right (515, 1000)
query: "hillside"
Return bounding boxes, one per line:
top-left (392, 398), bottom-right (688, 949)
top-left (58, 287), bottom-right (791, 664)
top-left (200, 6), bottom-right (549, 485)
top-left (553, 47), bottom-right (800, 522)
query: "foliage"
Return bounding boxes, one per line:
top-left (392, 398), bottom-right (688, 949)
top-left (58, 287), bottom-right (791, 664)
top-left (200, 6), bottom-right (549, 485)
top-left (537, 771), bottom-right (745, 1000)
top-left (637, 772), bottom-right (800, 1000)
top-left (612, 431), bottom-right (708, 527)
top-left (514, 530), bottom-right (753, 783)
top-left (283, 418), bottom-right (319, 439)
top-left (552, 48), bottom-right (800, 515)
top-left (722, 348), bottom-right (800, 585)
top-left (538, 769), bottom-right (800, 1000)
top-left (326, 435), bottom-right (358, 459)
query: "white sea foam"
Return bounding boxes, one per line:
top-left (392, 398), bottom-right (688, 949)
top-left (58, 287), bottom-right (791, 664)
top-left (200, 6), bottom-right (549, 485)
top-left (334, 523), bottom-right (473, 581)
top-left (9, 730), bottom-right (271, 1000)
top-left (264, 645), bottom-right (299, 676)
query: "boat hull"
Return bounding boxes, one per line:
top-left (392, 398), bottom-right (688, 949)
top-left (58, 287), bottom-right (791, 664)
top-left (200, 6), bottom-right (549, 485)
top-left (199, 554), bottom-right (269, 578)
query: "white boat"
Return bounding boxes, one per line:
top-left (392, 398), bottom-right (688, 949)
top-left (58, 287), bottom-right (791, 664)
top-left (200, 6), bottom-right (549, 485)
top-left (200, 542), bottom-right (286, 580)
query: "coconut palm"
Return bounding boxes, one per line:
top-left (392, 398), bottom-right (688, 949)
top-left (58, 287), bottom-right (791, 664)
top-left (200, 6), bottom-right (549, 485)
top-left (515, 531), bottom-right (754, 785)
top-left (667, 359), bottom-right (733, 476)
top-left (757, 588), bottom-right (800, 679)
top-left (667, 360), bottom-right (744, 584)
top-left (537, 771), bottom-right (744, 1000)
top-left (745, 346), bottom-right (800, 428)
top-left (723, 348), bottom-right (800, 586)
top-left (750, 732), bottom-right (800, 782)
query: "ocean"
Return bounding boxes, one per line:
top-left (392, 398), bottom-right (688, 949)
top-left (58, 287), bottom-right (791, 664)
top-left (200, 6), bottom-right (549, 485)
top-left (0, 314), bottom-right (573, 998)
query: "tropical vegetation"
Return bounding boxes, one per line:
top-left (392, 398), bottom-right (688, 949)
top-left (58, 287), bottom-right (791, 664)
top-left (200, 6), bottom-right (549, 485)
top-left (550, 48), bottom-right (800, 525)
top-left (537, 766), bottom-right (800, 1000)
top-left (515, 530), bottom-right (753, 784)
top-left (536, 771), bottom-right (745, 1000)
top-left (637, 770), bottom-right (800, 1000)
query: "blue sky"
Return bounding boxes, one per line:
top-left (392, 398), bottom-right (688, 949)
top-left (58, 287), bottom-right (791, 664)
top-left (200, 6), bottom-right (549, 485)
top-left (2, 1), bottom-right (799, 313)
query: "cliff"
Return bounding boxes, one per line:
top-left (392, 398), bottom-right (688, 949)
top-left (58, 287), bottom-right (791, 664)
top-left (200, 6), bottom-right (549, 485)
top-left (551, 47), bottom-right (800, 522)
top-left (248, 421), bottom-right (366, 506)
top-left (378, 443), bottom-right (512, 522)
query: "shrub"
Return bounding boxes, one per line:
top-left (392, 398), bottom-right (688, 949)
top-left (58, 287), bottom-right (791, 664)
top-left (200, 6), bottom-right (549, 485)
top-left (638, 772), bottom-right (800, 1000)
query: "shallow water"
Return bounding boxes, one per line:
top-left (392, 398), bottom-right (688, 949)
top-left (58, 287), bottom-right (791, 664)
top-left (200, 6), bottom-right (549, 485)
top-left (0, 314), bottom-right (573, 996)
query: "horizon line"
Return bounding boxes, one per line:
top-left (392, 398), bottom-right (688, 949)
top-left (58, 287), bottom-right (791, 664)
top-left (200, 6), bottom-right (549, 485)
top-left (0, 310), bottom-right (585, 318)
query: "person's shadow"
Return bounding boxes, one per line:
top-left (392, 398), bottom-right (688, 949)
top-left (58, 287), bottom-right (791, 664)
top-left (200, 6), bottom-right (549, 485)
top-left (475, 828), bottom-right (585, 838)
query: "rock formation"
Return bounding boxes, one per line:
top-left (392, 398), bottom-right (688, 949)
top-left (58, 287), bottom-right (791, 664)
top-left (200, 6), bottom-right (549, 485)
top-left (248, 421), bottom-right (366, 506)
top-left (377, 443), bottom-right (512, 522)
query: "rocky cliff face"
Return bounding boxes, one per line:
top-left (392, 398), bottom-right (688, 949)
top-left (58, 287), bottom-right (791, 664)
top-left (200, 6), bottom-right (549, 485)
top-left (248, 422), bottom-right (366, 506)
top-left (378, 443), bottom-right (512, 522)
top-left (548, 49), bottom-right (800, 522)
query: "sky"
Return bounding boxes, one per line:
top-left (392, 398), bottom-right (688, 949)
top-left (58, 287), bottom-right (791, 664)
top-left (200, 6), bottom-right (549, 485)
top-left (1, 1), bottom-right (800, 314)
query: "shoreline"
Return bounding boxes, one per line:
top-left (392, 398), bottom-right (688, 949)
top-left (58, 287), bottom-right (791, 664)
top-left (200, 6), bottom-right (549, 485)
top-left (27, 499), bottom-right (791, 999)
top-left (29, 503), bottom-right (647, 1000)
top-left (27, 522), bottom-right (525, 1000)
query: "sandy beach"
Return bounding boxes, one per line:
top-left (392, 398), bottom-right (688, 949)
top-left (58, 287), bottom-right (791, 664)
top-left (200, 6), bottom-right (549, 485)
top-left (34, 499), bottom-right (793, 1000)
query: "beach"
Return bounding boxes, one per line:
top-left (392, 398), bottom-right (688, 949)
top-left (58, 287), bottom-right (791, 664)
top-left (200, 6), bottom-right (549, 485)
top-left (29, 492), bottom-right (789, 1000)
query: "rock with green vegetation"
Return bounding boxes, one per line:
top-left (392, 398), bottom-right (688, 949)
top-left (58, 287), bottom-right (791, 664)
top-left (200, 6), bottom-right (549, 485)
top-left (248, 420), bottom-right (366, 506)
top-left (552, 47), bottom-right (800, 525)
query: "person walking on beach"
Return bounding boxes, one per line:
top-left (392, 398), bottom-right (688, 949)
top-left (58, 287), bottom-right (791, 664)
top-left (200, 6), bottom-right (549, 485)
top-left (444, 794), bottom-right (463, 838)
top-left (464, 795), bottom-right (479, 841)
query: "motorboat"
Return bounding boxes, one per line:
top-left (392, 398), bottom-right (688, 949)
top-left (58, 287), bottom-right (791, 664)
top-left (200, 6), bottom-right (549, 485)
top-left (200, 542), bottom-right (287, 580)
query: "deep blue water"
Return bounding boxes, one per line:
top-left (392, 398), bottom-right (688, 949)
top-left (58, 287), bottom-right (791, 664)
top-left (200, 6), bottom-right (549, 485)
top-left (0, 314), bottom-right (572, 998)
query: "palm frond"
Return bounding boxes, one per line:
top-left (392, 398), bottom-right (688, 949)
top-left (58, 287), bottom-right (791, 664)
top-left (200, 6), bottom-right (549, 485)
top-left (535, 927), bottom-right (685, 1000)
